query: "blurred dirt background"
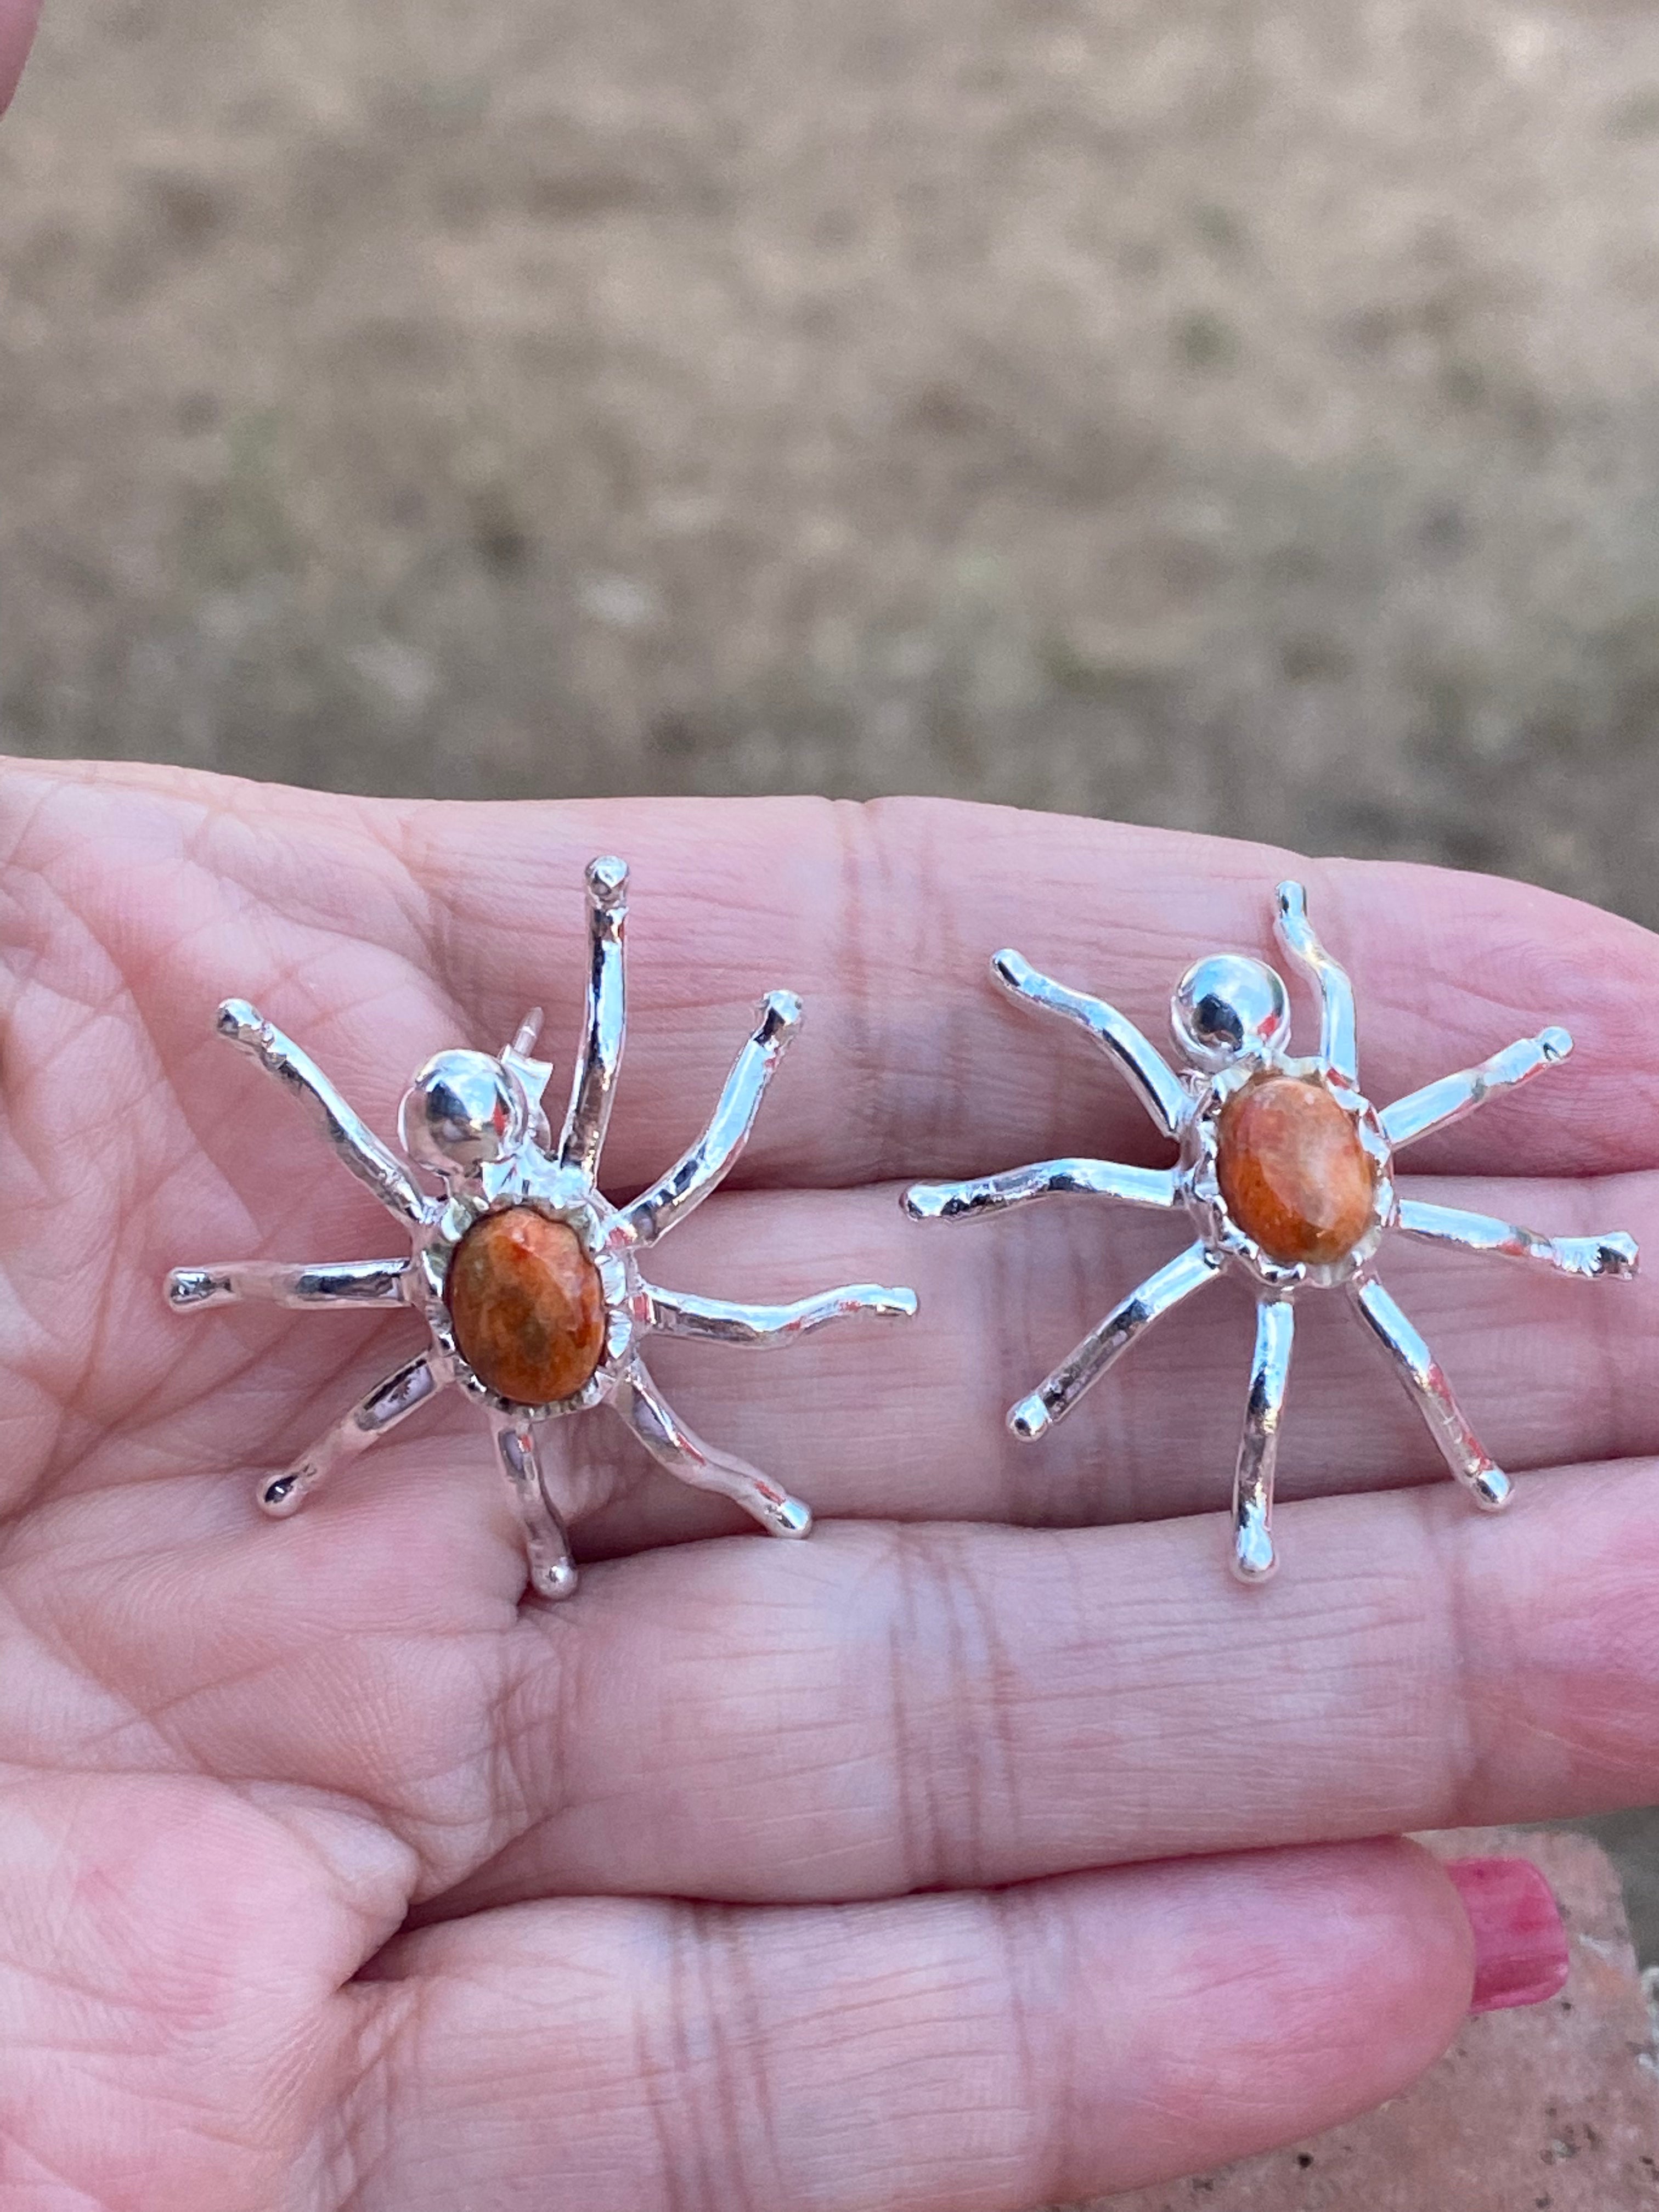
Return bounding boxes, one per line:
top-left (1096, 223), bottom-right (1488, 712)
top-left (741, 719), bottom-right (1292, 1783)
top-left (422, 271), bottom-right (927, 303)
top-left (3, 0), bottom-right (1659, 1945)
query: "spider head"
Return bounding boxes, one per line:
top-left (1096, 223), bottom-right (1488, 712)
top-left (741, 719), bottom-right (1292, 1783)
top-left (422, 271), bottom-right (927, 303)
top-left (400, 1050), bottom-right (530, 1182)
top-left (1171, 953), bottom-right (1291, 1071)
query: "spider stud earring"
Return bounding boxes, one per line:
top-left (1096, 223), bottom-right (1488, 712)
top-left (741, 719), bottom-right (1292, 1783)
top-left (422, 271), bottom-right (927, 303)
top-left (904, 882), bottom-right (1638, 1584)
top-left (168, 856), bottom-right (917, 1600)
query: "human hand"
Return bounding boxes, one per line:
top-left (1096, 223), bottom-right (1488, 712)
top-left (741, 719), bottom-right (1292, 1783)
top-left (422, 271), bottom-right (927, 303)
top-left (0, 0), bottom-right (37, 115)
top-left (1, 758), bottom-right (1651, 2208)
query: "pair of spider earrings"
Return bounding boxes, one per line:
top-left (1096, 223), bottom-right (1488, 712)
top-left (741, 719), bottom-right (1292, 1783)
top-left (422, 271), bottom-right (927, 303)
top-left (170, 859), bottom-right (1637, 1594)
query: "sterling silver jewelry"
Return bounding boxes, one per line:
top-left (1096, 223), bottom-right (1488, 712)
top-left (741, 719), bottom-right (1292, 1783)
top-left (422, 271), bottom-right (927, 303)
top-left (169, 857), bottom-right (917, 1600)
top-left (904, 881), bottom-right (1637, 1583)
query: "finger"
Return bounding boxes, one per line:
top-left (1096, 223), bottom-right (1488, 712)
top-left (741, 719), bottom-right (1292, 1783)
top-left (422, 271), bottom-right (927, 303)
top-left (411, 794), bottom-right (1658, 1182)
top-left (453, 1457), bottom-right (1659, 1911)
top-left (121, 1149), bottom-right (1655, 1547)
top-left (5, 763), bottom-right (1654, 1209)
top-left (349, 1841), bottom-right (1475, 2212)
top-left (577, 1161), bottom-right (1658, 1550)
top-left (0, 0), bottom-right (38, 114)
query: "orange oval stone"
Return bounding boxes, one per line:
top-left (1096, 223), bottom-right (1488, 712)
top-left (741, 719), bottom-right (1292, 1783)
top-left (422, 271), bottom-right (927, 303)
top-left (1215, 1075), bottom-right (1375, 1267)
top-left (446, 1208), bottom-right (608, 1404)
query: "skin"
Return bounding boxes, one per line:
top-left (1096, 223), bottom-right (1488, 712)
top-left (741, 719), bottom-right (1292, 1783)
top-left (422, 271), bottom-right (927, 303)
top-left (0, 0), bottom-right (36, 115)
top-left (3, 758), bottom-right (1658, 2204)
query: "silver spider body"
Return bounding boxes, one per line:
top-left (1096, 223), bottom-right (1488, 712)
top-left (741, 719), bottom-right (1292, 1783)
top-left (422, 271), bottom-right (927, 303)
top-left (170, 856), bottom-right (917, 1600)
top-left (905, 881), bottom-right (1638, 1583)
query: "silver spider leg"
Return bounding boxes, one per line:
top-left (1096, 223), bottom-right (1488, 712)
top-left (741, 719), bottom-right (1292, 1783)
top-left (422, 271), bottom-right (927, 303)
top-left (258, 1352), bottom-right (444, 1517)
top-left (171, 856), bottom-right (923, 1602)
top-left (215, 1000), bottom-right (432, 1227)
top-left (902, 1159), bottom-right (1181, 1223)
top-left (612, 1361), bottom-right (812, 1537)
top-left (1395, 1200), bottom-right (1638, 1281)
top-left (1379, 1029), bottom-right (1572, 1151)
top-left (646, 1281), bottom-right (917, 1346)
top-left (621, 991), bottom-right (802, 1246)
top-left (558, 856), bottom-right (629, 1180)
top-left (167, 1258), bottom-right (411, 1311)
top-left (490, 1410), bottom-right (579, 1601)
top-left (1233, 1297), bottom-right (1293, 1583)
top-left (991, 949), bottom-right (1188, 1138)
top-left (1274, 881), bottom-right (1358, 1084)
top-left (904, 878), bottom-right (1635, 1581)
top-left (1009, 1240), bottom-right (1222, 1441)
top-left (1348, 1278), bottom-right (1511, 1510)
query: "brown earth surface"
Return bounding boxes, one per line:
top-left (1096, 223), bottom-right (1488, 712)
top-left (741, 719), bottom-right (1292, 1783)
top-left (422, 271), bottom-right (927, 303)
top-left (3, 0), bottom-right (1659, 1945)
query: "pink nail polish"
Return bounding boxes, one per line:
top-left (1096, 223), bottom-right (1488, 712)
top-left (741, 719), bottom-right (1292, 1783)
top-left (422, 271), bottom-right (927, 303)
top-left (1446, 1856), bottom-right (1571, 2015)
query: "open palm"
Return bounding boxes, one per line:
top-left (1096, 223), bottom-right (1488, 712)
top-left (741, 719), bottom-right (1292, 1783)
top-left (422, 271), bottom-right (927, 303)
top-left (3, 757), bottom-right (1657, 2208)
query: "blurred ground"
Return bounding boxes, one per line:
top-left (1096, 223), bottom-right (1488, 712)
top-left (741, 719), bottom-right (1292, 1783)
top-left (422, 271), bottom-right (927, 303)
top-left (5, 0), bottom-right (1659, 913)
top-left (3, 0), bottom-right (1659, 1944)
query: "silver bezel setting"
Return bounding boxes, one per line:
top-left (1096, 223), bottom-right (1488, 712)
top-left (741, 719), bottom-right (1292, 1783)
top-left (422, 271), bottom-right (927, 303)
top-left (904, 879), bottom-right (1637, 1585)
top-left (1181, 1055), bottom-right (1396, 1293)
top-left (166, 857), bottom-right (918, 1601)
top-left (416, 1181), bottom-right (644, 1420)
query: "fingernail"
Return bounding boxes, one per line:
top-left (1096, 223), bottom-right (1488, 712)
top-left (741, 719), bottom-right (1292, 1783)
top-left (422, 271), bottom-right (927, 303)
top-left (1445, 1856), bottom-right (1570, 2015)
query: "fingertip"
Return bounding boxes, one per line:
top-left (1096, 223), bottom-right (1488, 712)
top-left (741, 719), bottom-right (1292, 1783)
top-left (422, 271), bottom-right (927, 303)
top-left (1261, 1838), bottom-right (1478, 2122)
top-left (0, 0), bottom-right (40, 116)
top-left (1132, 1838), bottom-right (1477, 2157)
top-left (1011, 1840), bottom-right (1480, 2202)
